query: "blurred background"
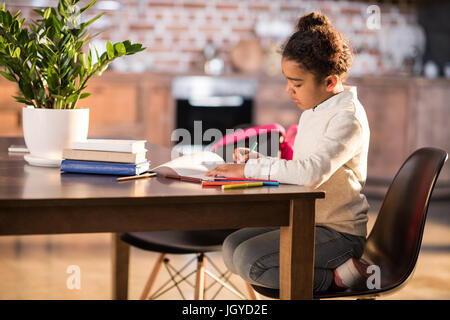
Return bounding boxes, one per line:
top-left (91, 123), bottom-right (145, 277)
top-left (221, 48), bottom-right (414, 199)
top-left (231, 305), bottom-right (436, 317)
top-left (0, 0), bottom-right (449, 299)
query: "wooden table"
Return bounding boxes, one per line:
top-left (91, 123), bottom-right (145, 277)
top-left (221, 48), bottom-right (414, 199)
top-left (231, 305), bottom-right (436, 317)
top-left (0, 137), bottom-right (324, 300)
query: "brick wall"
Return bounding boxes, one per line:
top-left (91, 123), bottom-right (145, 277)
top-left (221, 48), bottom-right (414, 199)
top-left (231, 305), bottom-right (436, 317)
top-left (6, 0), bottom-right (421, 76)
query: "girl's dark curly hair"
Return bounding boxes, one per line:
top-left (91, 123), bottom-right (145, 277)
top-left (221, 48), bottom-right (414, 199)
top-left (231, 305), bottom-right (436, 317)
top-left (282, 12), bottom-right (353, 83)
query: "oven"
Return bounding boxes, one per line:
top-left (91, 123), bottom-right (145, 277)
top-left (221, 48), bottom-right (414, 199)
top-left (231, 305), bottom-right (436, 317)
top-left (172, 76), bottom-right (257, 155)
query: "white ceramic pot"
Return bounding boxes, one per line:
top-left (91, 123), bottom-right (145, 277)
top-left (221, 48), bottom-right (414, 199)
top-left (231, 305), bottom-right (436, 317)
top-left (22, 106), bottom-right (89, 167)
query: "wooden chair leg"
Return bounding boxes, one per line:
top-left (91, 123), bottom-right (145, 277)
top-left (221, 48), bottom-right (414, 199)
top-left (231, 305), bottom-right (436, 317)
top-left (140, 253), bottom-right (166, 300)
top-left (203, 259), bottom-right (208, 300)
top-left (194, 253), bottom-right (206, 300)
top-left (245, 282), bottom-right (261, 300)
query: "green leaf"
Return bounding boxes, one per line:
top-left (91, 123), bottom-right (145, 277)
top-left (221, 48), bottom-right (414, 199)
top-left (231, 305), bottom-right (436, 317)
top-left (80, 0), bottom-right (98, 14)
top-left (46, 65), bottom-right (59, 90)
top-left (106, 40), bottom-right (114, 59)
top-left (18, 79), bottom-right (33, 99)
top-left (11, 20), bottom-right (19, 34)
top-left (126, 43), bottom-right (146, 55)
top-left (80, 92), bottom-right (90, 99)
top-left (0, 70), bottom-right (16, 82)
top-left (13, 95), bottom-right (34, 106)
top-left (66, 93), bottom-right (79, 104)
top-left (17, 29), bottom-right (29, 43)
top-left (94, 46), bottom-right (100, 62)
top-left (13, 10), bottom-right (22, 21)
top-left (122, 40), bottom-right (132, 51)
top-left (32, 9), bottom-right (45, 17)
top-left (29, 65), bottom-right (37, 81)
top-left (80, 12), bottom-right (103, 30)
top-left (43, 7), bottom-right (52, 20)
top-left (12, 47), bottom-right (20, 58)
top-left (36, 87), bottom-right (46, 102)
top-left (79, 52), bottom-right (87, 69)
top-left (60, 53), bottom-right (72, 70)
top-left (18, 17), bottom-right (25, 29)
top-left (50, 14), bottom-right (62, 33)
top-left (87, 50), bottom-right (92, 71)
top-left (114, 42), bottom-right (126, 56)
top-left (5, 10), bottom-right (12, 27)
top-left (57, 1), bottom-right (69, 19)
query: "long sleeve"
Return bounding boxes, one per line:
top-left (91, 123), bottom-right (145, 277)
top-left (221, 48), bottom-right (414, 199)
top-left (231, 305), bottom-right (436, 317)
top-left (242, 86), bottom-right (371, 237)
top-left (244, 111), bottom-right (363, 188)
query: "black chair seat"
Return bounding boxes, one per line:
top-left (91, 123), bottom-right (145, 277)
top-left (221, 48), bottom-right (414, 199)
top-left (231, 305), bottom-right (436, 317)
top-left (251, 147), bottom-right (448, 300)
top-left (251, 285), bottom-right (279, 299)
top-left (121, 229), bottom-right (236, 254)
top-left (251, 277), bottom-right (403, 300)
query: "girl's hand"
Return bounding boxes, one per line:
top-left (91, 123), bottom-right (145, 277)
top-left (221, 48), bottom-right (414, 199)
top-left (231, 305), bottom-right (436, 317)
top-left (205, 164), bottom-right (245, 178)
top-left (234, 148), bottom-right (261, 163)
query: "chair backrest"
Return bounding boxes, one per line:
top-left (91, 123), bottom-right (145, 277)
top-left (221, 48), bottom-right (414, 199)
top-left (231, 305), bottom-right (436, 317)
top-left (363, 147), bottom-right (448, 289)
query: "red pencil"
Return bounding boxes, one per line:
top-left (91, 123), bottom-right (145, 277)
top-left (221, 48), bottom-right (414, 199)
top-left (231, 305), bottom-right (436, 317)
top-left (214, 177), bottom-right (278, 182)
top-left (165, 174), bottom-right (203, 183)
top-left (202, 181), bottom-right (249, 187)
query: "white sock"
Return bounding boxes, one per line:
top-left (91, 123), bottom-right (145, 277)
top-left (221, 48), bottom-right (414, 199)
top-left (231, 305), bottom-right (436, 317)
top-left (334, 258), bottom-right (368, 288)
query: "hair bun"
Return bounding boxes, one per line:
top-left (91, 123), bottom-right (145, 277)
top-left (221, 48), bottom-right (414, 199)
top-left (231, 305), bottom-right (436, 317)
top-left (296, 12), bottom-right (331, 32)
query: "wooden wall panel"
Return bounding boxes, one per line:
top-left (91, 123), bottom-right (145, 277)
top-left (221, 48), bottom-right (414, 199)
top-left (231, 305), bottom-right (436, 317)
top-left (0, 82), bottom-right (24, 136)
top-left (0, 82), bottom-right (21, 109)
top-left (83, 83), bottom-right (138, 126)
top-left (0, 110), bottom-right (19, 132)
top-left (142, 81), bottom-right (174, 148)
top-left (256, 79), bottom-right (299, 130)
top-left (357, 82), bottom-right (410, 182)
top-left (413, 80), bottom-right (450, 184)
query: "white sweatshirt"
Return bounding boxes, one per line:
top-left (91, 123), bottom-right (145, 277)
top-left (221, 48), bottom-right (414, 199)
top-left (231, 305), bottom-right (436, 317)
top-left (244, 86), bottom-right (370, 237)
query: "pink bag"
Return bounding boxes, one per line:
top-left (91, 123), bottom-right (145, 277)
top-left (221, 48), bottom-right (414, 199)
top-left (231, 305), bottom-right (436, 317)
top-left (281, 124), bottom-right (298, 160)
top-left (211, 123), bottom-right (298, 160)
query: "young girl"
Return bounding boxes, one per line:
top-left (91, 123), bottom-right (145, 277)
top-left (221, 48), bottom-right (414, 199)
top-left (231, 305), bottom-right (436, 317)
top-left (206, 12), bottom-right (371, 293)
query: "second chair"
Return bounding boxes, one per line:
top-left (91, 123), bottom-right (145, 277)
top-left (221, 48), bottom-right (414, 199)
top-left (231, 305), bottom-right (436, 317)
top-left (121, 229), bottom-right (259, 300)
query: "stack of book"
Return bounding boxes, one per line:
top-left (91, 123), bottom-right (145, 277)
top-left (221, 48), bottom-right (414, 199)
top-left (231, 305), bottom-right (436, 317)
top-left (60, 139), bottom-right (150, 176)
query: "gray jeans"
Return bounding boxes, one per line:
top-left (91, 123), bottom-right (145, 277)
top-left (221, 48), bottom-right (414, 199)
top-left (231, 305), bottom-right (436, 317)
top-left (222, 226), bottom-right (366, 293)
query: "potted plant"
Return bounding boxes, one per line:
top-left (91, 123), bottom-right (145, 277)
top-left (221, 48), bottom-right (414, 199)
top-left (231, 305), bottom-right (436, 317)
top-left (0, 0), bottom-right (145, 166)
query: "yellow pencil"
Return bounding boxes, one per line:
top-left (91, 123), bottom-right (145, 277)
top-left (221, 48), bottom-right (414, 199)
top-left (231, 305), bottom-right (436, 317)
top-left (222, 182), bottom-right (263, 190)
top-left (117, 172), bottom-right (157, 182)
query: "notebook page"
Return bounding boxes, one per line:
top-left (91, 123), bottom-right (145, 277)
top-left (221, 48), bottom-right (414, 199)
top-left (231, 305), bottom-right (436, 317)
top-left (151, 151), bottom-right (225, 180)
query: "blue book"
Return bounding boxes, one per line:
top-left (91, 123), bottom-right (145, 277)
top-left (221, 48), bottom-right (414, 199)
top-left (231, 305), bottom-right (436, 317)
top-left (61, 160), bottom-right (150, 176)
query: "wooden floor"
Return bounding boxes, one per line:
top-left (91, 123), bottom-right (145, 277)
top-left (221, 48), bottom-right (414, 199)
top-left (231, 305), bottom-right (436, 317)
top-left (0, 199), bottom-right (449, 300)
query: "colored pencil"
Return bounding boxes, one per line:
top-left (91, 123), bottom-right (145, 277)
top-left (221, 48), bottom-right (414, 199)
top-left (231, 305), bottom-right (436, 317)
top-left (248, 141), bottom-right (258, 153)
top-left (214, 177), bottom-right (278, 182)
top-left (117, 172), bottom-right (157, 182)
top-left (203, 181), bottom-right (278, 187)
top-left (222, 182), bottom-right (264, 190)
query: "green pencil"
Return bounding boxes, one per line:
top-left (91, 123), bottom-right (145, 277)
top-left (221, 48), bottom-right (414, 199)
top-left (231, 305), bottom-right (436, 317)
top-left (248, 141), bottom-right (258, 154)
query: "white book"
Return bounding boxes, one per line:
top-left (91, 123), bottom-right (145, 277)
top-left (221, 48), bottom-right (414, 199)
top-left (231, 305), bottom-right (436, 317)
top-left (63, 148), bottom-right (148, 164)
top-left (71, 139), bottom-right (147, 153)
top-left (151, 151), bottom-right (225, 181)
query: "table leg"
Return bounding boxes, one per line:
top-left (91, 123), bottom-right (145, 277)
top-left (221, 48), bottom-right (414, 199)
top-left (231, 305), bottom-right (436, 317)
top-left (279, 198), bottom-right (316, 300)
top-left (111, 233), bottom-right (130, 300)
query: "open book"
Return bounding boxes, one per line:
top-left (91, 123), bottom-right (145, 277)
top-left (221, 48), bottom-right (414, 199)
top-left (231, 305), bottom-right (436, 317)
top-left (150, 151), bottom-right (225, 181)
